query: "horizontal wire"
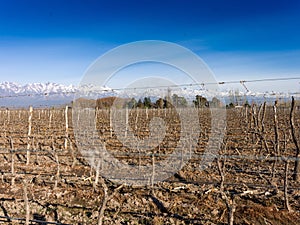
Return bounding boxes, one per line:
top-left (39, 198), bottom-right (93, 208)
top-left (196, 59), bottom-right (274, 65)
top-left (111, 77), bottom-right (300, 91)
top-left (0, 76), bottom-right (300, 99)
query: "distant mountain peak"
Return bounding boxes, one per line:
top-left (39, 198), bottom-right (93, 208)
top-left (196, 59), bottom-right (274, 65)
top-left (0, 81), bottom-right (294, 108)
top-left (0, 82), bottom-right (77, 95)
top-left (0, 82), bottom-right (117, 107)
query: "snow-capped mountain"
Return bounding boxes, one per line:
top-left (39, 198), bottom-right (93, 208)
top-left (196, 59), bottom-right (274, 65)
top-left (0, 82), bottom-right (22, 94)
top-left (0, 82), bottom-right (76, 95)
top-left (0, 82), bottom-right (117, 107)
top-left (0, 81), bottom-right (297, 108)
top-left (0, 82), bottom-right (78, 107)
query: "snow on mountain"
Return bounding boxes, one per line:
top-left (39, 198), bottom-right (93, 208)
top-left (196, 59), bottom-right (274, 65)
top-left (0, 81), bottom-right (297, 108)
top-left (0, 82), bottom-right (77, 95)
top-left (0, 81), bottom-right (295, 98)
top-left (0, 82), bottom-right (22, 94)
top-left (0, 82), bottom-right (78, 107)
top-left (0, 82), bottom-right (119, 107)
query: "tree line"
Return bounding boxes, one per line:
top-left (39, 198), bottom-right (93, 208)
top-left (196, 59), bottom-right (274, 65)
top-left (94, 94), bottom-right (223, 109)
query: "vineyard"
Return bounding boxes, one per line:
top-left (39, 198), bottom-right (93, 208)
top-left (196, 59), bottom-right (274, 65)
top-left (0, 99), bottom-right (300, 224)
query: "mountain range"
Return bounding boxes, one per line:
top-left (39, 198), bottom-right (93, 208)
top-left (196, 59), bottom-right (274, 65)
top-left (0, 82), bottom-right (296, 108)
top-left (0, 82), bottom-right (76, 95)
top-left (0, 82), bottom-right (115, 108)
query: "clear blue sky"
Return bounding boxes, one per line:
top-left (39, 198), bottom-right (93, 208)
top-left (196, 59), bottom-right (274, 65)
top-left (1, 0), bottom-right (300, 91)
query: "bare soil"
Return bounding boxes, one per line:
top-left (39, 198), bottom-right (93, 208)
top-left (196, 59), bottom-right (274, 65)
top-left (0, 105), bottom-right (299, 224)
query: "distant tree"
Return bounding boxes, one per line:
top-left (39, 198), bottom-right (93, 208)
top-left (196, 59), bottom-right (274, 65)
top-left (156, 98), bottom-right (164, 109)
top-left (193, 95), bottom-right (208, 108)
top-left (164, 96), bottom-right (172, 108)
top-left (244, 100), bottom-right (250, 108)
top-left (136, 99), bottom-right (144, 108)
top-left (226, 102), bottom-right (235, 108)
top-left (143, 97), bottom-right (152, 108)
top-left (210, 97), bottom-right (221, 108)
top-left (127, 98), bottom-right (137, 108)
top-left (172, 94), bottom-right (188, 108)
top-left (172, 94), bottom-right (179, 107)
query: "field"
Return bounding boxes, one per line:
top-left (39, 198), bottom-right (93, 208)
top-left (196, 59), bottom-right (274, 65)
top-left (0, 102), bottom-right (300, 224)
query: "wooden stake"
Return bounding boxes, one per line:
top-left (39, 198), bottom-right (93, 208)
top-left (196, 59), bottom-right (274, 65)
top-left (290, 97), bottom-right (300, 181)
top-left (284, 160), bottom-right (292, 212)
top-left (272, 101), bottom-right (279, 180)
top-left (54, 153), bottom-right (60, 190)
top-left (26, 106), bottom-right (33, 165)
top-left (10, 137), bottom-right (15, 186)
top-left (23, 179), bottom-right (30, 225)
top-left (64, 105), bottom-right (69, 150)
top-left (125, 107), bottom-right (128, 138)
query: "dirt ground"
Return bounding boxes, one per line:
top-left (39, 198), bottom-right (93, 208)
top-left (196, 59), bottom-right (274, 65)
top-left (0, 105), bottom-right (299, 224)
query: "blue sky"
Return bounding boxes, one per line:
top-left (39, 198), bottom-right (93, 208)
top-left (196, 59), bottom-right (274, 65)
top-left (1, 0), bottom-right (300, 92)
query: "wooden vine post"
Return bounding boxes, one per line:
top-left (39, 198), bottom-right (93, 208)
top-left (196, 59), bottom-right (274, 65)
top-left (64, 105), bottom-right (69, 150)
top-left (23, 179), bottom-right (30, 225)
top-left (125, 107), bottom-right (128, 138)
top-left (290, 96), bottom-right (300, 181)
top-left (26, 106), bottom-right (33, 165)
top-left (109, 108), bottom-right (113, 137)
top-left (49, 108), bottom-right (52, 129)
top-left (10, 137), bottom-right (15, 186)
top-left (284, 160), bottom-right (292, 211)
top-left (273, 100), bottom-right (279, 155)
top-left (272, 100), bottom-right (279, 180)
